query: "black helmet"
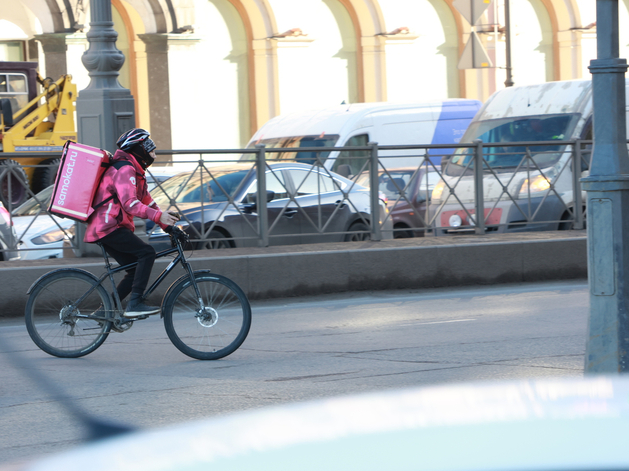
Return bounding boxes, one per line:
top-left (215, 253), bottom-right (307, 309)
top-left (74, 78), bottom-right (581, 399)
top-left (116, 128), bottom-right (156, 168)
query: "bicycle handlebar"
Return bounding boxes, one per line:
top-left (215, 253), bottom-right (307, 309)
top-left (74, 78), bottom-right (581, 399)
top-left (168, 225), bottom-right (190, 245)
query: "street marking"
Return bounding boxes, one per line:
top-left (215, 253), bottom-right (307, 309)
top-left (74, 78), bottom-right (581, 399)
top-left (398, 319), bottom-right (476, 326)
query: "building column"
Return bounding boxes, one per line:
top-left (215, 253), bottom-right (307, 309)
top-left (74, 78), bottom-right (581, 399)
top-left (251, 38), bottom-right (279, 133)
top-left (34, 33), bottom-right (71, 78)
top-left (360, 35), bottom-right (386, 102)
top-left (557, 30), bottom-right (582, 80)
top-left (138, 34), bottom-right (171, 152)
top-left (138, 33), bottom-right (200, 155)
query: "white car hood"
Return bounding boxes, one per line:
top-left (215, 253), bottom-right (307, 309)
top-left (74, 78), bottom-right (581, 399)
top-left (13, 214), bottom-right (73, 240)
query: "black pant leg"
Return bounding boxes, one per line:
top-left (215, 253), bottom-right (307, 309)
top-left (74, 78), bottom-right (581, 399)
top-left (99, 228), bottom-right (156, 299)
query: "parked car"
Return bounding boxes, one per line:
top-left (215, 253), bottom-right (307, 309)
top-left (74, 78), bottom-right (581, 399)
top-left (355, 167), bottom-right (441, 238)
top-left (12, 185), bottom-right (74, 260)
top-left (244, 100), bottom-right (481, 176)
top-left (0, 201), bottom-right (19, 261)
top-left (11, 168), bottom-right (182, 260)
top-left (12, 376), bottom-right (629, 471)
top-left (147, 162), bottom-right (392, 249)
top-left (430, 79), bottom-right (598, 234)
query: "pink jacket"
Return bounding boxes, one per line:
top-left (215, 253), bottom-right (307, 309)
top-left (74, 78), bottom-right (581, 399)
top-left (84, 150), bottom-right (164, 242)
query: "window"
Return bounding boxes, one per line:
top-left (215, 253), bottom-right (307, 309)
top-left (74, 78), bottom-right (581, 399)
top-left (0, 73), bottom-right (29, 111)
top-left (243, 135), bottom-right (340, 165)
top-left (0, 41), bottom-right (24, 62)
top-left (246, 170), bottom-right (289, 201)
top-left (449, 114), bottom-right (580, 171)
top-left (288, 169), bottom-right (342, 196)
top-left (151, 169), bottom-right (251, 205)
top-left (332, 134), bottom-right (370, 177)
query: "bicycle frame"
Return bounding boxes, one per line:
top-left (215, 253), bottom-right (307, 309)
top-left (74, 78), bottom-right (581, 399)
top-left (70, 232), bottom-right (205, 323)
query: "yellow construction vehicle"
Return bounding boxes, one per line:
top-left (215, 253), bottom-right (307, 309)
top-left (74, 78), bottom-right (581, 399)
top-left (0, 61), bottom-right (77, 207)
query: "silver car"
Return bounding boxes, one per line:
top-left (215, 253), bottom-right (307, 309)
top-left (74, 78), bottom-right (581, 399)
top-left (0, 201), bottom-right (19, 261)
top-left (147, 162), bottom-right (392, 249)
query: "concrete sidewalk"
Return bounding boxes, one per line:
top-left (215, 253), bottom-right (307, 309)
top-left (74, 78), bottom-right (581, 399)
top-left (0, 230), bottom-right (588, 318)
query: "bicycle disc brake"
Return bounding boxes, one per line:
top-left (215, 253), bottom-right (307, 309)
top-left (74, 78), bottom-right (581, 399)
top-left (196, 307), bottom-right (218, 327)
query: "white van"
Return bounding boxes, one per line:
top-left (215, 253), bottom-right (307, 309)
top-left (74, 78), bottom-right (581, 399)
top-left (243, 100), bottom-right (482, 177)
top-left (430, 79), bottom-right (602, 234)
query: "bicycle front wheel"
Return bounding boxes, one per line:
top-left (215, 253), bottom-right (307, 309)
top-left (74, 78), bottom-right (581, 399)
top-left (163, 273), bottom-right (251, 360)
top-left (25, 269), bottom-right (113, 358)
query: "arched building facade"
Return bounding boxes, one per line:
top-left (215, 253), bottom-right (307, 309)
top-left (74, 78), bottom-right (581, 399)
top-left (0, 0), bottom-right (618, 150)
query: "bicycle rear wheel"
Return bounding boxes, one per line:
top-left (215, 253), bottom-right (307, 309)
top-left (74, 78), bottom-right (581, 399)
top-left (163, 273), bottom-right (251, 360)
top-left (25, 269), bottom-right (113, 358)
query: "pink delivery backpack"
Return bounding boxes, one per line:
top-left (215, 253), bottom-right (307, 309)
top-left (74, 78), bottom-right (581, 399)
top-left (48, 141), bottom-right (114, 222)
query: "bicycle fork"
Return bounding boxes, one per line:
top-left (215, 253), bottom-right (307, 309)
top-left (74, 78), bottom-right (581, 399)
top-left (180, 257), bottom-right (207, 314)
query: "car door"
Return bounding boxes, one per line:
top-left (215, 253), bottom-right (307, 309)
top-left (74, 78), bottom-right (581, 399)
top-left (242, 168), bottom-right (303, 246)
top-left (285, 168), bottom-right (350, 244)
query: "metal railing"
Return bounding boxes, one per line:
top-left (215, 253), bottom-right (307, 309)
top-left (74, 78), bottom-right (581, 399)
top-left (0, 140), bottom-right (591, 260)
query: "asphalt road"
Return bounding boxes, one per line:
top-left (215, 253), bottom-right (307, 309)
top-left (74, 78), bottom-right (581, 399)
top-left (1, 280), bottom-right (588, 465)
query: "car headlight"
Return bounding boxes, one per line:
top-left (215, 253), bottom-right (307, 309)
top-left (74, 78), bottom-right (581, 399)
top-left (432, 180), bottom-right (446, 201)
top-left (31, 225), bottom-right (75, 245)
top-left (176, 220), bottom-right (190, 230)
top-left (149, 219), bottom-right (190, 237)
top-left (519, 174), bottom-right (551, 198)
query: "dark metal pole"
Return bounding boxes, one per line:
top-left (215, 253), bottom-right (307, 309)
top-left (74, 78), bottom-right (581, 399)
top-left (256, 144), bottom-right (269, 248)
top-left (76, 0), bottom-right (135, 153)
top-left (504, 0), bottom-right (514, 87)
top-left (582, 0), bottom-right (629, 373)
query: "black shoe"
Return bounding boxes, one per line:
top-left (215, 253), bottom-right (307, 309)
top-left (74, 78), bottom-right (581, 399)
top-left (125, 295), bottom-right (160, 317)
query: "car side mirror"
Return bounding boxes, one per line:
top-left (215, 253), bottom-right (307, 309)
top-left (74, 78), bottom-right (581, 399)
top-left (244, 191), bottom-right (275, 212)
top-left (336, 164), bottom-right (352, 178)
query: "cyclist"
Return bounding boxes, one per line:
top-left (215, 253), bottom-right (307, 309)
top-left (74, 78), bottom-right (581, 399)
top-left (84, 128), bottom-right (179, 317)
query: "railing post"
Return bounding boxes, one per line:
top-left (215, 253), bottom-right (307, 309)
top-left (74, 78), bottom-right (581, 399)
top-left (255, 144), bottom-right (269, 247)
top-left (368, 141), bottom-right (382, 241)
top-left (473, 139), bottom-right (485, 235)
top-left (572, 141), bottom-right (585, 230)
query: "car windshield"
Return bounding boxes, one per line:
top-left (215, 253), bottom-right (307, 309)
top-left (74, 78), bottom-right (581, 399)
top-left (447, 114), bottom-right (580, 171)
top-left (151, 168), bottom-right (252, 205)
top-left (13, 186), bottom-right (54, 216)
top-left (356, 170), bottom-right (441, 200)
top-left (242, 135), bottom-right (339, 165)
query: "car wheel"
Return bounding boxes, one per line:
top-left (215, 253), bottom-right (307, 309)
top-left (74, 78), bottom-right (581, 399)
top-left (32, 158), bottom-right (60, 194)
top-left (393, 224), bottom-right (413, 239)
top-left (344, 221), bottom-right (371, 242)
top-left (0, 159), bottom-right (29, 208)
top-left (196, 229), bottom-right (234, 250)
top-left (559, 207), bottom-right (586, 231)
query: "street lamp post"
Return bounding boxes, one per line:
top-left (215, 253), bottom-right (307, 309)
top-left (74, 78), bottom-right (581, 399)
top-left (582, 0), bottom-right (629, 373)
top-left (76, 0), bottom-right (135, 153)
top-left (503, 0), bottom-right (514, 87)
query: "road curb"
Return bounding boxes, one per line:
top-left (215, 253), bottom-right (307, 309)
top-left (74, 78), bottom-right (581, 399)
top-left (0, 232), bottom-right (588, 318)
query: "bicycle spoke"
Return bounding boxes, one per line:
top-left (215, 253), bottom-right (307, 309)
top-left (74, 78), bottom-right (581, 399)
top-left (163, 274), bottom-right (251, 360)
top-left (25, 271), bottom-right (113, 358)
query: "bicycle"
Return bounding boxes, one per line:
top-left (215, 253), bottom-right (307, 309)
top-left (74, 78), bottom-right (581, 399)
top-left (24, 226), bottom-right (252, 360)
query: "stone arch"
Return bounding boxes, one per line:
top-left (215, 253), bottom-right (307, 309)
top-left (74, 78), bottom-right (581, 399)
top-left (112, 0), bottom-right (139, 111)
top-left (11, 0), bottom-right (64, 33)
top-left (440, 0), bottom-right (468, 97)
top-left (220, 0), bottom-right (278, 131)
top-left (100, 0), bottom-right (171, 33)
top-left (537, 0), bottom-right (561, 80)
top-left (542, 0), bottom-right (588, 79)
